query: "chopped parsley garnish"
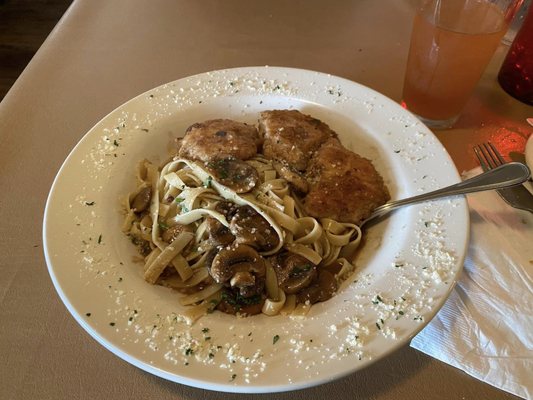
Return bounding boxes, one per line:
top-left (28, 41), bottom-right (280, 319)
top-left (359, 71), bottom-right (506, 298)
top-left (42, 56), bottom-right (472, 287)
top-left (328, 89), bottom-right (342, 96)
top-left (221, 291), bottom-right (261, 309)
top-left (175, 197), bottom-right (185, 203)
top-left (202, 328), bottom-right (210, 333)
top-left (207, 299), bottom-right (219, 314)
top-left (230, 374), bottom-right (237, 381)
top-left (85, 313), bottom-right (91, 317)
top-left (185, 348), bottom-right (194, 356)
top-left (129, 235), bottom-right (151, 256)
top-left (158, 221), bottom-right (169, 230)
top-left (203, 176), bottom-right (213, 188)
top-left (113, 139), bottom-right (119, 146)
top-left (84, 201), bottom-right (95, 206)
top-left (109, 322), bottom-right (115, 326)
top-left (97, 234), bottom-right (102, 244)
top-left (273, 334), bottom-right (280, 344)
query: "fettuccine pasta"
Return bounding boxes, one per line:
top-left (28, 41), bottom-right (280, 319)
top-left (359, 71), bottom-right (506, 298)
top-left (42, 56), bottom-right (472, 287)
top-left (123, 155), bottom-right (362, 324)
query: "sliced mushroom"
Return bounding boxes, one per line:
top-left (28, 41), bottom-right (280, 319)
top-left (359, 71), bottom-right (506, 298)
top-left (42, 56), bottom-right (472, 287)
top-left (229, 205), bottom-right (280, 251)
top-left (208, 244), bottom-right (266, 297)
top-left (316, 269), bottom-right (337, 301)
top-left (230, 271), bottom-right (255, 288)
top-left (131, 186), bottom-right (152, 213)
top-left (204, 247), bottom-right (219, 269)
top-left (272, 251), bottom-right (317, 295)
top-left (239, 274), bottom-right (266, 298)
top-left (214, 200), bottom-right (239, 219)
top-left (209, 244), bottom-right (265, 282)
top-left (296, 270), bottom-right (337, 305)
top-left (205, 157), bottom-right (259, 193)
top-left (273, 161), bottom-right (309, 194)
top-left (161, 223), bottom-right (193, 244)
top-left (205, 217), bottom-right (235, 246)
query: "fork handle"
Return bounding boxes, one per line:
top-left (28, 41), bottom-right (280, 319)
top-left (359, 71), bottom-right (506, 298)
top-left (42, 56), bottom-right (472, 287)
top-left (368, 162), bottom-right (531, 222)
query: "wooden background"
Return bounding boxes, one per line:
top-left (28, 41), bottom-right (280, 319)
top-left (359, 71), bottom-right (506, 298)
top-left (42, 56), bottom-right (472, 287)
top-left (0, 0), bottom-right (72, 100)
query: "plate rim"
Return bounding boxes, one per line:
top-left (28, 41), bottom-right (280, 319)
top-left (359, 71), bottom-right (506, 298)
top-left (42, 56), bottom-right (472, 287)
top-left (42, 65), bottom-right (470, 393)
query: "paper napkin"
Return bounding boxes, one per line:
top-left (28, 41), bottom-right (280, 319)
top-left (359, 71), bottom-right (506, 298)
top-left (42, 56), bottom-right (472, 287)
top-left (411, 168), bottom-right (533, 399)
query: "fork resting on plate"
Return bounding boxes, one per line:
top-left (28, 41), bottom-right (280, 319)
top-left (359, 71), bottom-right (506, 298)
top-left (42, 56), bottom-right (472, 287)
top-left (362, 159), bottom-right (530, 226)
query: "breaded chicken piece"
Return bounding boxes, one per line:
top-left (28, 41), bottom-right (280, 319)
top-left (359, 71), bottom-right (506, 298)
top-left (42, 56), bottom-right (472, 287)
top-left (304, 138), bottom-right (390, 225)
top-left (179, 119), bottom-right (261, 162)
top-left (259, 110), bottom-right (337, 172)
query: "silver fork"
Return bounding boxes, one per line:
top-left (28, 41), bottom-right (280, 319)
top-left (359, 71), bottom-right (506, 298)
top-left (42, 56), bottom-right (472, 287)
top-left (474, 142), bottom-right (533, 213)
top-left (361, 162), bottom-right (530, 226)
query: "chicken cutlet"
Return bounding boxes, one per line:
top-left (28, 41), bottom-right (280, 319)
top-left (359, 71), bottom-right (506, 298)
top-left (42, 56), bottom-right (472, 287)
top-left (304, 138), bottom-right (390, 225)
top-left (259, 110), bottom-right (337, 172)
top-left (178, 119), bottom-right (261, 162)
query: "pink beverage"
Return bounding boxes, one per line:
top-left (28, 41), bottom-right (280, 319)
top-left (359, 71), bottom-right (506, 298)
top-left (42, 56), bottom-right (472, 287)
top-left (498, 3), bottom-right (533, 105)
top-left (402, 0), bottom-right (518, 128)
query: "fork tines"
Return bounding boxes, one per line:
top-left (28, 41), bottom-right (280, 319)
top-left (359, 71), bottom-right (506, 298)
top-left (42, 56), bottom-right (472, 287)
top-left (473, 142), bottom-right (533, 213)
top-left (473, 142), bottom-right (506, 171)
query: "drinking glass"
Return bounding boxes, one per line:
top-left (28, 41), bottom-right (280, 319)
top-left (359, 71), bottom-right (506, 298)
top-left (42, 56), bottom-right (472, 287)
top-left (402, 0), bottom-right (524, 129)
top-left (498, 1), bottom-right (533, 104)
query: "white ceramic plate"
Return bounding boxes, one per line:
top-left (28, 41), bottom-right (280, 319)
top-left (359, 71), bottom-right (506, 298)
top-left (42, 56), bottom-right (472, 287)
top-left (43, 67), bottom-right (469, 393)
